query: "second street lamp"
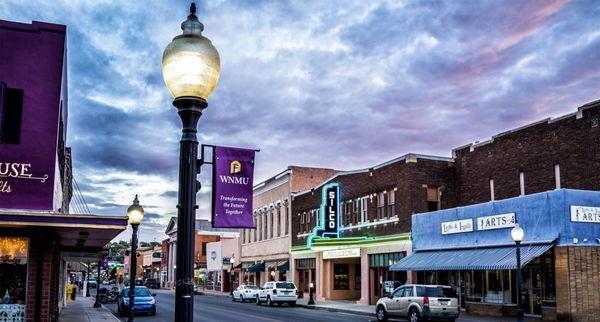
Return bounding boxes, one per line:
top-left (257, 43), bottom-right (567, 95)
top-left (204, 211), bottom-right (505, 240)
top-left (511, 223), bottom-right (525, 322)
top-left (127, 195), bottom-right (144, 322)
top-left (162, 3), bottom-right (220, 322)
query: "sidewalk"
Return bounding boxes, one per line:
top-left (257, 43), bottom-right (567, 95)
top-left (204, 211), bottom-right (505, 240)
top-left (58, 295), bottom-right (120, 322)
top-left (296, 298), bottom-right (374, 316)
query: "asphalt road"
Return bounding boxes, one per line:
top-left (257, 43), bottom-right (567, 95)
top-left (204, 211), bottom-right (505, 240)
top-left (102, 289), bottom-right (375, 322)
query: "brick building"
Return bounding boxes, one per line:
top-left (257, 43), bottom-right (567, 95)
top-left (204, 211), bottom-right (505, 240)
top-left (240, 166), bottom-right (337, 288)
top-left (291, 99), bottom-right (600, 320)
top-left (0, 19), bottom-right (127, 321)
top-left (290, 154), bottom-right (453, 304)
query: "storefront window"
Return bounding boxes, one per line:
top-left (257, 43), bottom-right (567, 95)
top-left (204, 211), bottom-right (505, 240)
top-left (355, 264), bottom-right (361, 290)
top-left (333, 264), bottom-right (349, 290)
top-left (0, 237), bottom-right (28, 321)
top-left (485, 270), bottom-right (504, 303)
top-left (466, 270), bottom-right (484, 303)
top-left (541, 252), bottom-right (556, 307)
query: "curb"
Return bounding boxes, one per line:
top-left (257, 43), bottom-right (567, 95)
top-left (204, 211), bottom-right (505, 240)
top-left (294, 303), bottom-right (375, 317)
top-left (202, 292), bottom-right (375, 317)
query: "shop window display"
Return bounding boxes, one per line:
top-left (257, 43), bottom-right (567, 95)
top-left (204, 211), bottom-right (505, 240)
top-left (0, 238), bottom-right (28, 321)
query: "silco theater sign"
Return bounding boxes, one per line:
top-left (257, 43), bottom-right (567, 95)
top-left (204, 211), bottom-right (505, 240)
top-left (0, 162), bottom-right (48, 193)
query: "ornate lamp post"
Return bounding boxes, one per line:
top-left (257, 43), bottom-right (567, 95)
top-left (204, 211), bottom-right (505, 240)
top-left (229, 256), bottom-right (235, 292)
top-left (308, 282), bottom-right (315, 305)
top-left (127, 195), bottom-right (144, 322)
top-left (511, 224), bottom-right (525, 322)
top-left (162, 3), bottom-right (220, 322)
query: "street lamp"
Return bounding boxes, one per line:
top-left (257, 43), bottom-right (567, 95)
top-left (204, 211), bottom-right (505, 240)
top-left (229, 256), bottom-right (235, 293)
top-left (162, 3), bottom-right (220, 322)
top-left (511, 224), bottom-right (524, 322)
top-left (308, 282), bottom-right (315, 305)
top-left (127, 195), bottom-right (144, 322)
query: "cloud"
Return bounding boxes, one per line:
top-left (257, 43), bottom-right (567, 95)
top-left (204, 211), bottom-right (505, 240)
top-left (2, 0), bottom-right (599, 241)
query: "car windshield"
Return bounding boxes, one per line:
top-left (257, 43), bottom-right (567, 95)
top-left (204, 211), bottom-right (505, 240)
top-left (276, 282), bottom-right (295, 289)
top-left (416, 286), bottom-right (457, 298)
top-left (123, 288), bottom-right (152, 297)
top-left (245, 285), bottom-right (259, 290)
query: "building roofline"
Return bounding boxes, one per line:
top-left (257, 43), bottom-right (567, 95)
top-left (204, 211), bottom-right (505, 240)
top-left (292, 153), bottom-right (452, 198)
top-left (453, 99), bottom-right (600, 155)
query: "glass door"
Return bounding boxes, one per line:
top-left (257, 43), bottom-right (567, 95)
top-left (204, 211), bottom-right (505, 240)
top-left (522, 267), bottom-right (543, 316)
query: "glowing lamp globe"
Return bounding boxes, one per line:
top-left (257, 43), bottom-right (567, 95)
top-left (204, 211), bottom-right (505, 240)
top-left (511, 224), bottom-right (524, 243)
top-left (127, 195), bottom-right (144, 226)
top-left (162, 3), bottom-right (220, 100)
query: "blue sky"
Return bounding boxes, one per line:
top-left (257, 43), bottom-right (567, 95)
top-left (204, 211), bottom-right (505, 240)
top-left (2, 0), bottom-right (599, 242)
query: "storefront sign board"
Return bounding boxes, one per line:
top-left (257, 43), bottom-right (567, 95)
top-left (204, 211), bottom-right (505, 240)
top-left (477, 213), bottom-right (516, 231)
top-left (323, 248), bottom-right (360, 259)
top-left (441, 219), bottom-right (473, 235)
top-left (571, 205), bottom-right (600, 223)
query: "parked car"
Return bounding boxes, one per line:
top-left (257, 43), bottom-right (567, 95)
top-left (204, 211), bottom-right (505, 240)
top-left (87, 279), bottom-right (98, 289)
top-left (144, 278), bottom-right (158, 289)
top-left (232, 285), bottom-right (260, 302)
top-left (256, 282), bottom-right (297, 307)
top-left (117, 286), bottom-right (157, 316)
top-left (376, 284), bottom-right (459, 322)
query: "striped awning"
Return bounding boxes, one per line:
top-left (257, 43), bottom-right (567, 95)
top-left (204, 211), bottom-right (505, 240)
top-left (390, 243), bottom-right (553, 271)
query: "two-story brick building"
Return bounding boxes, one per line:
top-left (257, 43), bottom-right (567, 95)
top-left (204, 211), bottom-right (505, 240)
top-left (290, 154), bottom-right (454, 304)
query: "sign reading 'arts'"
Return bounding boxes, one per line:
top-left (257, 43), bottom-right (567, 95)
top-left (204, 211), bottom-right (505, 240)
top-left (211, 146), bottom-right (255, 228)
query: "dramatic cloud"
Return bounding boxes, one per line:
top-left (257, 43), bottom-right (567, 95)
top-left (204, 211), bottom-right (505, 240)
top-left (2, 0), bottom-right (598, 242)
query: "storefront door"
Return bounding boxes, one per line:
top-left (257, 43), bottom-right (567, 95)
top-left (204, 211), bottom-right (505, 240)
top-left (522, 267), bottom-right (542, 316)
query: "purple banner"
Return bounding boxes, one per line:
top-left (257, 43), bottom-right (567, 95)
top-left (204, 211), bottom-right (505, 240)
top-left (211, 146), bottom-right (255, 228)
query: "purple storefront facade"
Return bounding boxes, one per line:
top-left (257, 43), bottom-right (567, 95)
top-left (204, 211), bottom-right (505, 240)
top-left (1, 20), bottom-right (127, 322)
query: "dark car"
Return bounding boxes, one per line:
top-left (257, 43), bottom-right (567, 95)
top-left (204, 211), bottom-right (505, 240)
top-left (144, 278), bottom-right (158, 289)
top-left (117, 286), bottom-right (157, 316)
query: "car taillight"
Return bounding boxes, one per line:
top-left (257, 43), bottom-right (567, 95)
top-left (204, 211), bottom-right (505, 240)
top-left (423, 296), bottom-right (429, 306)
top-left (273, 289), bottom-right (277, 294)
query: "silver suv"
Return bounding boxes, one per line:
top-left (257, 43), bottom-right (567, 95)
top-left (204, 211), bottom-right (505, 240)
top-left (376, 284), bottom-right (459, 322)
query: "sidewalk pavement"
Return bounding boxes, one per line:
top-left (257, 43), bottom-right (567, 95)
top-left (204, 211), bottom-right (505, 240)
top-left (58, 295), bottom-right (120, 322)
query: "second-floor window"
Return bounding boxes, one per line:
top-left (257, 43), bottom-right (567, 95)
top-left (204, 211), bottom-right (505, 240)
top-left (387, 190), bottom-right (395, 217)
top-left (284, 202), bottom-right (289, 235)
top-left (427, 187), bottom-right (440, 211)
top-left (360, 197), bottom-right (368, 223)
top-left (377, 192), bottom-right (385, 219)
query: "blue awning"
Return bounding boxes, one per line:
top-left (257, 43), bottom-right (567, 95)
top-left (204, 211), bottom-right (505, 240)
top-left (390, 243), bottom-right (553, 271)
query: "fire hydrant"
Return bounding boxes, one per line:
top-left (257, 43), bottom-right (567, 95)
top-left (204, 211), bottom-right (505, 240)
top-left (66, 284), bottom-right (74, 302)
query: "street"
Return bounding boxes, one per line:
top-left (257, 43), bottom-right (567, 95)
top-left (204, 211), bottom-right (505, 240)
top-left (103, 289), bottom-right (373, 322)
top-left (97, 289), bottom-right (507, 322)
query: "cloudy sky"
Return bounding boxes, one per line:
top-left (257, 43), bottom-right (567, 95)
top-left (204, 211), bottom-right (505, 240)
top-left (2, 0), bottom-right (599, 242)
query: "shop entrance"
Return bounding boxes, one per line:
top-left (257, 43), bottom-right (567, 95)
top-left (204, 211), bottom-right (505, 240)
top-left (522, 266), bottom-right (543, 316)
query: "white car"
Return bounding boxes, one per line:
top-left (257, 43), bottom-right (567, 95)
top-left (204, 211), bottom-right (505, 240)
top-left (256, 281), bottom-right (298, 307)
top-left (232, 285), bottom-right (260, 302)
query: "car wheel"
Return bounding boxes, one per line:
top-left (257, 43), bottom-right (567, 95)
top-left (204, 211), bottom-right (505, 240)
top-left (256, 297), bottom-right (261, 305)
top-left (267, 296), bottom-right (273, 307)
top-left (151, 308), bottom-right (156, 316)
top-left (409, 308), bottom-right (421, 322)
top-left (240, 295), bottom-right (244, 303)
top-left (289, 301), bottom-right (296, 307)
top-left (376, 305), bottom-right (388, 322)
